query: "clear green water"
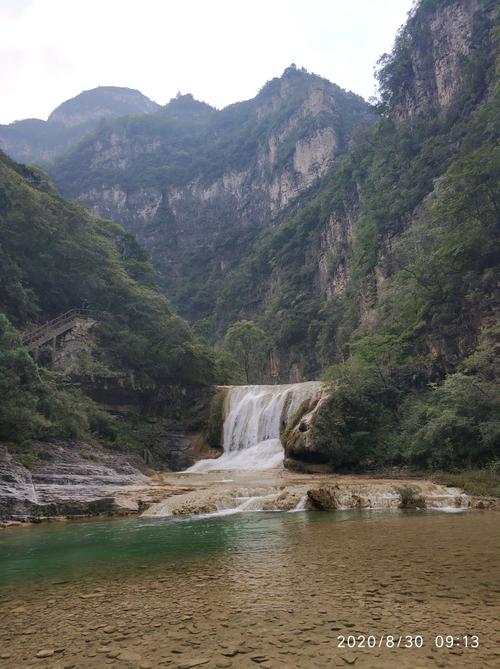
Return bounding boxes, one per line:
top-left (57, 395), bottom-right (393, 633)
top-left (0, 509), bottom-right (470, 589)
top-left (1, 511), bottom-right (499, 669)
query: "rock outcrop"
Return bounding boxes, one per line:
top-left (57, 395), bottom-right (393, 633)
top-left (389, 0), bottom-right (493, 124)
top-left (0, 442), bottom-right (199, 521)
top-left (141, 474), bottom-right (471, 517)
top-left (282, 387), bottom-right (330, 470)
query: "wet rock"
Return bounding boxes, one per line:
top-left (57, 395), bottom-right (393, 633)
top-left (0, 443), bottom-right (152, 521)
top-left (307, 485), bottom-right (340, 510)
top-left (117, 650), bottom-right (141, 661)
top-left (177, 659), bottom-right (210, 669)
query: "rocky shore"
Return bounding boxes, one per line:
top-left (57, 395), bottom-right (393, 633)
top-left (2, 442), bottom-right (498, 529)
top-left (0, 443), bottom-right (195, 526)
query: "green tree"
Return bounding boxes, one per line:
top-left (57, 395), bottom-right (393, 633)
top-left (222, 320), bottom-right (269, 383)
top-left (0, 315), bottom-right (46, 442)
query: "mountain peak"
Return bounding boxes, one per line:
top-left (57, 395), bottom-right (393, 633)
top-left (48, 86), bottom-right (160, 127)
top-left (161, 93), bottom-right (216, 119)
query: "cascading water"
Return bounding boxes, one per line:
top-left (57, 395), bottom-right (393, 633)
top-left (188, 381), bottom-right (323, 472)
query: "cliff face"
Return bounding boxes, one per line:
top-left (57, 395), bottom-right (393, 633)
top-left (0, 87), bottom-right (159, 164)
top-left (210, 0), bottom-right (498, 381)
top-left (380, 0), bottom-right (495, 123)
top-left (49, 68), bottom-right (375, 321)
top-left (397, 0), bottom-right (483, 119)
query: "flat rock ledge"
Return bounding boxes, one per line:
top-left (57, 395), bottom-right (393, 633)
top-left (0, 443), bottom-right (194, 526)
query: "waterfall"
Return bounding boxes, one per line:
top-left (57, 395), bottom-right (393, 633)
top-left (188, 381), bottom-right (323, 472)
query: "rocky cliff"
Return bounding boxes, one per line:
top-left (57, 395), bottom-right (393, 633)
top-left (4, 0), bottom-right (496, 391)
top-left (213, 0), bottom-right (498, 381)
top-left (381, 0), bottom-right (495, 123)
top-left (49, 67), bottom-right (375, 323)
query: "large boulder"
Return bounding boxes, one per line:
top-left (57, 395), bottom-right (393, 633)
top-left (282, 389), bottom-right (331, 469)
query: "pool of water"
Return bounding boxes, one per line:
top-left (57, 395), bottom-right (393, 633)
top-left (0, 508), bottom-right (402, 588)
top-left (1, 510), bottom-right (499, 668)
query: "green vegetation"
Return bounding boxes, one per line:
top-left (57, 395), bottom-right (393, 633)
top-left (432, 468), bottom-right (500, 499)
top-left (206, 390), bottom-right (227, 449)
top-left (0, 86), bottom-right (159, 165)
top-left (213, 0), bottom-right (499, 475)
top-left (52, 71), bottom-right (371, 195)
top-left (0, 313), bottom-right (116, 444)
top-left (1, 0), bottom-right (498, 482)
top-left (222, 320), bottom-right (269, 384)
top-left (0, 149), bottom-right (217, 451)
top-left (395, 485), bottom-right (427, 509)
top-left (48, 68), bottom-right (374, 325)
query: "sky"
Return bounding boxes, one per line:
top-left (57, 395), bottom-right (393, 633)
top-left (0, 0), bottom-right (414, 125)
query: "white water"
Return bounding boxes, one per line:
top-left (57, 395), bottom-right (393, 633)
top-left (194, 493), bottom-right (282, 519)
top-left (290, 495), bottom-right (308, 512)
top-left (188, 382), bottom-right (323, 472)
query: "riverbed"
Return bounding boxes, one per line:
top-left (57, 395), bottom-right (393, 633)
top-left (1, 509), bottom-right (499, 668)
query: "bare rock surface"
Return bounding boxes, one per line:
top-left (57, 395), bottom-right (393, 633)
top-left (0, 443), bottom-right (193, 522)
top-left (141, 470), bottom-right (471, 518)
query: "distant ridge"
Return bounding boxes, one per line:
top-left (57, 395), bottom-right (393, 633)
top-left (0, 86), bottom-right (160, 163)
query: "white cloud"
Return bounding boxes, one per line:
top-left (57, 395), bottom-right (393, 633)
top-left (0, 0), bottom-right (413, 124)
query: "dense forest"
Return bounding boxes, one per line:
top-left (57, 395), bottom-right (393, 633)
top-left (0, 150), bottom-right (219, 458)
top-left (228, 0), bottom-right (500, 473)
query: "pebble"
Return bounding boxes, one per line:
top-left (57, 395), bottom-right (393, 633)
top-left (35, 649), bottom-right (55, 658)
top-left (117, 651), bottom-right (141, 662)
top-left (177, 659), bottom-right (210, 669)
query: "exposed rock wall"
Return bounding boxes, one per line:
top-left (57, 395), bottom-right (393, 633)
top-left (391, 0), bottom-right (492, 123)
top-left (0, 443), bottom-right (151, 520)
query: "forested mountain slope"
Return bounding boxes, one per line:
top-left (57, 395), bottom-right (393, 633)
top-left (49, 68), bottom-right (375, 322)
top-left (275, 0), bottom-right (499, 471)
top-left (0, 151), bottom-right (215, 449)
top-left (1, 0), bottom-right (497, 475)
top-left (220, 0), bottom-right (499, 379)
